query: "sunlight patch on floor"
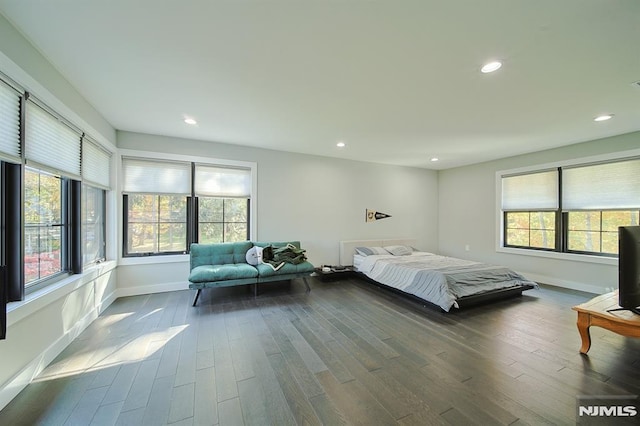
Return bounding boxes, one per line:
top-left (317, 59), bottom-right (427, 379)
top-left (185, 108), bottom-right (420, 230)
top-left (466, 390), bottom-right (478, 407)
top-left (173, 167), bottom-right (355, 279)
top-left (32, 325), bottom-right (188, 383)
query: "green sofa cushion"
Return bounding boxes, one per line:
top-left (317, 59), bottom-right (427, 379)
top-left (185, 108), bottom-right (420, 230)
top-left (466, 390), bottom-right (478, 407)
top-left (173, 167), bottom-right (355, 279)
top-left (190, 241), bottom-right (253, 269)
top-left (189, 263), bottom-right (258, 283)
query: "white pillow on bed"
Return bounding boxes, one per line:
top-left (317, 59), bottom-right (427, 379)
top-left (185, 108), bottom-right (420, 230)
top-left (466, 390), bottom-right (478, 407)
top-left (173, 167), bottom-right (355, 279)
top-left (355, 246), bottom-right (389, 256)
top-left (383, 245), bottom-right (413, 256)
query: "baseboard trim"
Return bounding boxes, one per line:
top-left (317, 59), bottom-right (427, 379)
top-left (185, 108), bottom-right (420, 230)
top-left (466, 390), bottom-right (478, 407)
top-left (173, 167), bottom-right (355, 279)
top-left (97, 288), bottom-right (119, 315)
top-left (0, 288), bottom-right (117, 411)
top-left (116, 281), bottom-right (189, 298)
top-left (521, 272), bottom-right (609, 295)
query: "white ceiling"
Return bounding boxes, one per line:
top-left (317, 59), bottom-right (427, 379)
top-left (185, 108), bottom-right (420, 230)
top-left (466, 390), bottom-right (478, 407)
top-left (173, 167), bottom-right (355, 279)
top-left (1, 0), bottom-right (639, 169)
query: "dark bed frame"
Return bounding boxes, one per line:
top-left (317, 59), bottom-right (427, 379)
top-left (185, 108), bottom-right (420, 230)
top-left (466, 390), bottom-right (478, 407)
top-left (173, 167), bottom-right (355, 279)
top-left (354, 271), bottom-right (536, 312)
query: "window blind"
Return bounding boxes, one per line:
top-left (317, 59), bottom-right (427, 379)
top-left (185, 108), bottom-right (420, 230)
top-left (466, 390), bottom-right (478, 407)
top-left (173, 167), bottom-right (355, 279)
top-left (82, 137), bottom-right (111, 189)
top-left (122, 157), bottom-right (191, 194)
top-left (0, 79), bottom-right (21, 162)
top-left (502, 169), bottom-right (558, 211)
top-left (562, 159), bottom-right (640, 210)
top-left (25, 101), bottom-right (81, 177)
top-left (194, 164), bottom-right (251, 197)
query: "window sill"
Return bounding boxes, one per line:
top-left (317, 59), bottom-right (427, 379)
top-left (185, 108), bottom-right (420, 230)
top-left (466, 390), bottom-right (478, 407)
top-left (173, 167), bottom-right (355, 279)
top-left (6, 260), bottom-right (118, 328)
top-left (496, 246), bottom-right (617, 266)
top-left (118, 254), bottom-right (189, 266)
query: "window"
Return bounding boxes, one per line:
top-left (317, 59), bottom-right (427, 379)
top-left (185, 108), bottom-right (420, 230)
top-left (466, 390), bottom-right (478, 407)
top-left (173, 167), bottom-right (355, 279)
top-left (195, 164), bottom-right (251, 244)
top-left (505, 211), bottom-right (556, 249)
top-left (0, 163), bottom-right (4, 340)
top-left (82, 184), bottom-right (106, 265)
top-left (198, 198), bottom-right (249, 243)
top-left (563, 158), bottom-right (640, 256)
top-left (567, 211), bottom-right (640, 255)
top-left (23, 99), bottom-right (83, 288)
top-left (122, 158), bottom-right (191, 256)
top-left (125, 194), bottom-right (187, 254)
top-left (500, 157), bottom-right (640, 257)
top-left (122, 157), bottom-right (253, 256)
top-left (0, 73), bottom-right (113, 309)
top-left (0, 78), bottom-right (21, 162)
top-left (0, 78), bottom-right (21, 338)
top-left (502, 169), bottom-right (559, 250)
top-left (81, 137), bottom-right (111, 265)
top-left (0, 79), bottom-right (23, 318)
top-left (25, 101), bottom-right (81, 178)
top-left (24, 168), bottom-right (65, 285)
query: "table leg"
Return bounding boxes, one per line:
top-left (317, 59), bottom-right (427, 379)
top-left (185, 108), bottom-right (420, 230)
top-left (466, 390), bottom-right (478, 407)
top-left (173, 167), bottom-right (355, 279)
top-left (576, 311), bottom-right (592, 354)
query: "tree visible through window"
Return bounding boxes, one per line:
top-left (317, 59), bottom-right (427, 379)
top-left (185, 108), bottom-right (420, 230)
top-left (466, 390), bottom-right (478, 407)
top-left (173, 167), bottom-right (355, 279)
top-left (505, 211), bottom-right (556, 249)
top-left (82, 184), bottom-right (106, 265)
top-left (567, 211), bottom-right (640, 255)
top-left (126, 194), bottom-right (187, 254)
top-left (24, 168), bottom-right (64, 285)
top-left (198, 197), bottom-right (248, 243)
top-left (501, 157), bottom-right (640, 257)
top-left (122, 157), bottom-right (253, 256)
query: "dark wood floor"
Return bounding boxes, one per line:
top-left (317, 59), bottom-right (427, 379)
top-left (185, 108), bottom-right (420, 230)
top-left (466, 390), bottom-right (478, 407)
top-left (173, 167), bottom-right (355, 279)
top-left (1, 276), bottom-right (639, 425)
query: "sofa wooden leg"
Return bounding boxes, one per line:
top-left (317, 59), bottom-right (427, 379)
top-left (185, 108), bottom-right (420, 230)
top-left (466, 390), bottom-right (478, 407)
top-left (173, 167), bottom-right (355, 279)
top-left (303, 277), bottom-right (310, 293)
top-left (192, 289), bottom-right (201, 307)
top-left (254, 283), bottom-right (258, 297)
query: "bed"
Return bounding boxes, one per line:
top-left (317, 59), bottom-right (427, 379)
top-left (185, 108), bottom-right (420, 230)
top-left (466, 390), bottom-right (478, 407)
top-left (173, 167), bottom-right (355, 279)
top-left (339, 239), bottom-right (537, 312)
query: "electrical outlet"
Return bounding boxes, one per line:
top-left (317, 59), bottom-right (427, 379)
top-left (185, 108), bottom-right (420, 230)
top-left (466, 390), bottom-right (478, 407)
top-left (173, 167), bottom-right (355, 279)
top-left (465, 244), bottom-right (470, 251)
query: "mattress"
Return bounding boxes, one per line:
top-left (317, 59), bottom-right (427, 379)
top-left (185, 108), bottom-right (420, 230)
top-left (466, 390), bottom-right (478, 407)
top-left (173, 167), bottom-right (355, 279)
top-left (355, 252), bottom-right (538, 312)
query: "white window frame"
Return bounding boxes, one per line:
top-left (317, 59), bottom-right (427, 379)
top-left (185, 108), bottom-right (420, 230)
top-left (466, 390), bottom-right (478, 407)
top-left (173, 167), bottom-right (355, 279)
top-left (118, 149), bottom-right (257, 266)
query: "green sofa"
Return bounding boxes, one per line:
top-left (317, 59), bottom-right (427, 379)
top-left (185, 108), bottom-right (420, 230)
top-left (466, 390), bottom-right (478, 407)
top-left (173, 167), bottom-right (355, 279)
top-left (188, 240), bottom-right (315, 306)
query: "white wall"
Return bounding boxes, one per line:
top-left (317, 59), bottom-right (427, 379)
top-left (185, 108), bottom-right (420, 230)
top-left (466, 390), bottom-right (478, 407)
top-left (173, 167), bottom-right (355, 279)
top-left (0, 14), bottom-right (115, 148)
top-left (116, 131), bottom-right (439, 295)
top-left (0, 14), bottom-right (119, 410)
top-left (0, 264), bottom-right (118, 409)
top-left (438, 131), bottom-right (640, 294)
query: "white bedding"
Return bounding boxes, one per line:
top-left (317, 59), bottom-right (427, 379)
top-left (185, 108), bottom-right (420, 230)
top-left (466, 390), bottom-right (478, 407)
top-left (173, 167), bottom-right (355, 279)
top-left (355, 252), bottom-right (537, 312)
top-left (353, 253), bottom-right (366, 271)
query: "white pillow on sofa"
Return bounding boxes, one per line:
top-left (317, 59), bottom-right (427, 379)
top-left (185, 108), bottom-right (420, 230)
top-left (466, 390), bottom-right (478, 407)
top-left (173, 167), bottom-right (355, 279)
top-left (245, 246), bottom-right (264, 265)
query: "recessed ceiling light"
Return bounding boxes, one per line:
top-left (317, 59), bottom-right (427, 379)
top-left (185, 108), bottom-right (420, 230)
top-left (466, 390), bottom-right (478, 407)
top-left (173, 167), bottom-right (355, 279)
top-left (336, 141), bottom-right (346, 148)
top-left (594, 114), bottom-right (614, 122)
top-left (184, 117), bottom-right (197, 125)
top-left (481, 61), bottom-right (502, 73)
top-left (430, 157), bottom-right (439, 162)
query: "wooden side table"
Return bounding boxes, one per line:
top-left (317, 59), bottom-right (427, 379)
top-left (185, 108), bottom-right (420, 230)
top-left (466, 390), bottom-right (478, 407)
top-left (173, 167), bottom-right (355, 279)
top-left (572, 291), bottom-right (640, 354)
